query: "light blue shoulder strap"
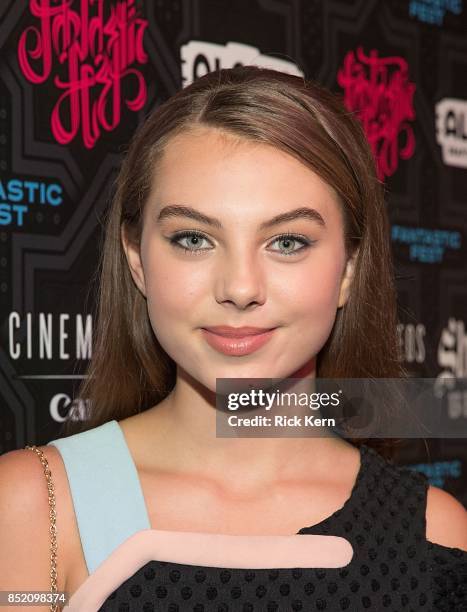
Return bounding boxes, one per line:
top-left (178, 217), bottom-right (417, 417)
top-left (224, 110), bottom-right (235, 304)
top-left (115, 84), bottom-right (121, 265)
top-left (47, 419), bottom-right (151, 574)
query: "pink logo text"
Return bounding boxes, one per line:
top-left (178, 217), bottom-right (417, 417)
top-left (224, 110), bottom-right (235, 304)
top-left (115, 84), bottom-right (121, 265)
top-left (18, 0), bottom-right (148, 149)
top-left (337, 46), bottom-right (416, 181)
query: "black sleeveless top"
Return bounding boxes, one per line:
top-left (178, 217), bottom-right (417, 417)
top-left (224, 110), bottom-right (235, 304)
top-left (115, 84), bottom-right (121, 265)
top-left (97, 444), bottom-right (466, 611)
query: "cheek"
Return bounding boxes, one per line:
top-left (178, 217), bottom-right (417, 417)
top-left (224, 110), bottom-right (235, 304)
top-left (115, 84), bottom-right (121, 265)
top-left (300, 268), bottom-right (341, 314)
top-left (142, 258), bottom-right (213, 367)
top-left (277, 252), bottom-right (344, 317)
top-left (277, 255), bottom-right (344, 350)
top-left (143, 256), bottom-right (206, 328)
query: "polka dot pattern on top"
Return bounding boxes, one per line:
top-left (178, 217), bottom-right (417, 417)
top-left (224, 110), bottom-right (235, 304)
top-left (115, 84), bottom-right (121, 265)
top-left (98, 444), bottom-right (466, 611)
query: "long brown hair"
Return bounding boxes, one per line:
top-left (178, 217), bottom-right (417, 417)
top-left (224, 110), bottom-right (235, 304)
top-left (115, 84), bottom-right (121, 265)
top-left (63, 66), bottom-right (406, 458)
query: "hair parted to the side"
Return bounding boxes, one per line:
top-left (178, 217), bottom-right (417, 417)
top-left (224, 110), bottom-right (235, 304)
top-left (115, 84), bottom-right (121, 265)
top-left (62, 66), bottom-right (406, 458)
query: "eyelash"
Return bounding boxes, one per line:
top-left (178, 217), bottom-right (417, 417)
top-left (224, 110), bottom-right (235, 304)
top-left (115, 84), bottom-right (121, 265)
top-left (168, 231), bottom-right (315, 257)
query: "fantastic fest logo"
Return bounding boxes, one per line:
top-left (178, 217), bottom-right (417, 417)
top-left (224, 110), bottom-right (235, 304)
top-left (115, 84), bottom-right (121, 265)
top-left (17, 0), bottom-right (148, 149)
top-left (337, 47), bottom-right (416, 182)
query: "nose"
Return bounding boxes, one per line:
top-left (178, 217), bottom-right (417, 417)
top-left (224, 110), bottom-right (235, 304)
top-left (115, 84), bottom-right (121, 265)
top-left (214, 250), bottom-right (266, 310)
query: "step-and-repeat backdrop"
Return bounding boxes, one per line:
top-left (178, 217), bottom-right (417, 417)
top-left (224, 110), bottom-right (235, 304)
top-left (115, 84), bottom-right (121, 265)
top-left (0, 0), bottom-right (466, 505)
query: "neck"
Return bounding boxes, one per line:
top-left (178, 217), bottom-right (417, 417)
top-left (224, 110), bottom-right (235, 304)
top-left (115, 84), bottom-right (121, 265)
top-left (142, 367), bottom-right (348, 493)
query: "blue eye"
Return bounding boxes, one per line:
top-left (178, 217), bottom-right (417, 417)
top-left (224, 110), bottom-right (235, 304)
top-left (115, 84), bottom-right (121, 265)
top-left (169, 231), bottom-right (211, 254)
top-left (270, 233), bottom-right (313, 256)
top-left (168, 231), bottom-right (315, 257)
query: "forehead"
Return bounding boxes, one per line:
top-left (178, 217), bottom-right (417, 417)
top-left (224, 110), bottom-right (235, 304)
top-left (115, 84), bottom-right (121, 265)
top-left (147, 127), bottom-right (343, 227)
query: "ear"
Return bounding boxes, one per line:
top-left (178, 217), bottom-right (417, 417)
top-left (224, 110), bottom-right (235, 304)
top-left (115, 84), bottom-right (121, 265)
top-left (337, 248), bottom-right (359, 308)
top-left (121, 223), bottom-right (147, 298)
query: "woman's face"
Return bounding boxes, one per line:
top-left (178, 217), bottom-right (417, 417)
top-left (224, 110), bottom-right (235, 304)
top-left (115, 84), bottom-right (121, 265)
top-left (123, 126), bottom-right (355, 390)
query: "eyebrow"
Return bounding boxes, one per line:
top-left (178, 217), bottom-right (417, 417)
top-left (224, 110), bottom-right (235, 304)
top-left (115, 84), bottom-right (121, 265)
top-left (156, 205), bottom-right (326, 230)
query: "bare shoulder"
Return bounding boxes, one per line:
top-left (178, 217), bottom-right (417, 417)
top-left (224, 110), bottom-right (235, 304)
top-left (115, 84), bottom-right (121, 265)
top-left (0, 446), bottom-right (77, 609)
top-left (426, 484), bottom-right (467, 551)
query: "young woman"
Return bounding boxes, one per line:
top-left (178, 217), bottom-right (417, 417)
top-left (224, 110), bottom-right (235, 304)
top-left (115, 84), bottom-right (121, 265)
top-left (1, 66), bottom-right (466, 611)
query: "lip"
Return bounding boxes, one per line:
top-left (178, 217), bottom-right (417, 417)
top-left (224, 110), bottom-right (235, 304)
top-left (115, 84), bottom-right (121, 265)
top-left (201, 327), bottom-right (277, 356)
top-left (202, 325), bottom-right (275, 337)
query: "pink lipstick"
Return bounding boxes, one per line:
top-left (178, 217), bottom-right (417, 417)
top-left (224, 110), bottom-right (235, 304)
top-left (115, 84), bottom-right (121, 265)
top-left (201, 326), bottom-right (277, 356)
